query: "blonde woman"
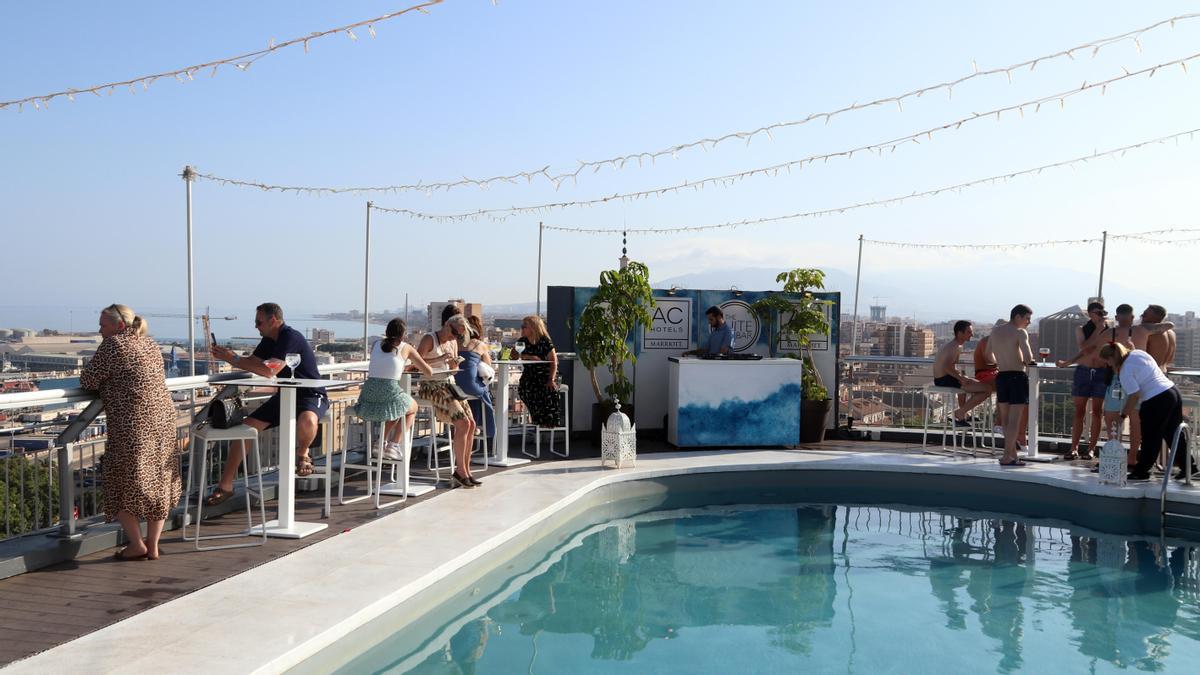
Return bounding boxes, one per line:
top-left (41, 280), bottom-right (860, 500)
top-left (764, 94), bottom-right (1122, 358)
top-left (513, 315), bottom-right (560, 427)
top-left (80, 305), bottom-right (180, 560)
top-left (1098, 342), bottom-right (1191, 481)
top-left (417, 314), bottom-right (480, 488)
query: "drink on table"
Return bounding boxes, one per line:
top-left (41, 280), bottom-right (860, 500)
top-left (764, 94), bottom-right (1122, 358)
top-left (1038, 347), bottom-right (1051, 364)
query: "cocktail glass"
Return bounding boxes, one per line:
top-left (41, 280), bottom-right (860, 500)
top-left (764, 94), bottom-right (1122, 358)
top-left (1038, 347), bottom-right (1050, 364)
top-left (264, 358), bottom-right (285, 380)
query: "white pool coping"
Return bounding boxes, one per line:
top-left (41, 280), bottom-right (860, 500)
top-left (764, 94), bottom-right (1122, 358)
top-left (6, 446), bottom-right (1199, 674)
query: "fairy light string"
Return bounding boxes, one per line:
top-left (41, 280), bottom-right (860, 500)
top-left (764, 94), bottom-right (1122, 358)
top-left (522, 127), bottom-right (1200, 235)
top-left (1, 0), bottom-right (445, 113)
top-left (189, 12), bottom-right (1200, 196)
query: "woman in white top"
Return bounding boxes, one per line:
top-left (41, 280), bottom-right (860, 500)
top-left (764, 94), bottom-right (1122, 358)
top-left (1099, 343), bottom-right (1189, 481)
top-left (358, 319), bottom-right (437, 457)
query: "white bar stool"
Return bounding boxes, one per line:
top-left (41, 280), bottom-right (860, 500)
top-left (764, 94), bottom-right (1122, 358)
top-left (521, 383), bottom-right (571, 459)
top-left (921, 385), bottom-right (972, 458)
top-left (338, 405), bottom-right (377, 506)
top-left (412, 399), bottom-right (455, 485)
top-left (182, 423), bottom-right (268, 551)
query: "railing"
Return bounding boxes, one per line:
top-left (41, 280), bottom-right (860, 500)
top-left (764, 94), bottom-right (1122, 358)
top-left (841, 356), bottom-right (1200, 445)
top-left (0, 362), bottom-right (368, 544)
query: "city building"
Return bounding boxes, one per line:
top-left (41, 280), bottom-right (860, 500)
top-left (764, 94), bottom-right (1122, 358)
top-left (1038, 306), bottom-right (1085, 363)
top-left (311, 328), bottom-right (335, 344)
top-left (869, 305), bottom-right (887, 322)
top-left (426, 299), bottom-right (484, 332)
top-left (903, 326), bottom-right (935, 358)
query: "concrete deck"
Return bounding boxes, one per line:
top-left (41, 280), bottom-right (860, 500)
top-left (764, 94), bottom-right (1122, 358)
top-left (5, 440), bottom-right (1200, 673)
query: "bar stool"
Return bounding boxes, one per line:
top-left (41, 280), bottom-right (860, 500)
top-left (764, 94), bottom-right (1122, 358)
top-left (182, 423), bottom-right (268, 550)
top-left (922, 385), bottom-right (972, 457)
top-left (338, 405), bottom-right (378, 506)
top-left (465, 394), bottom-right (490, 474)
top-left (412, 399), bottom-right (455, 485)
top-left (521, 383), bottom-right (571, 459)
top-left (301, 408), bottom-right (337, 518)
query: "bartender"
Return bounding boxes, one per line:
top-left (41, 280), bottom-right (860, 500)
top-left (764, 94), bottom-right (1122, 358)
top-left (683, 306), bottom-right (734, 356)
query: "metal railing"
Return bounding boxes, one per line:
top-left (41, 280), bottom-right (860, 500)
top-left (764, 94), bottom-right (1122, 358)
top-left (841, 356), bottom-right (1200, 445)
top-left (0, 361), bottom-right (368, 543)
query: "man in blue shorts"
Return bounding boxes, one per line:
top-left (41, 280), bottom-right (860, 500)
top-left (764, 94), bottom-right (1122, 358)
top-left (207, 302), bottom-right (328, 505)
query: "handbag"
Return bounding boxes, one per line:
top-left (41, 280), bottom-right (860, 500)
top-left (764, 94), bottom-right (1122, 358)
top-left (208, 395), bottom-right (245, 429)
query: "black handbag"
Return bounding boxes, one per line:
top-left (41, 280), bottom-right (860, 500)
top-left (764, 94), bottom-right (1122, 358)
top-left (208, 395), bottom-right (245, 429)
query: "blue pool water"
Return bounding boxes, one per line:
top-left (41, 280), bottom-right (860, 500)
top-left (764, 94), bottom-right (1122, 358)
top-left (334, 504), bottom-right (1200, 674)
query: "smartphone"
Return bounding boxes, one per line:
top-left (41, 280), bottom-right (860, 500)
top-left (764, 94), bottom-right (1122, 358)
top-left (210, 332), bottom-right (217, 345)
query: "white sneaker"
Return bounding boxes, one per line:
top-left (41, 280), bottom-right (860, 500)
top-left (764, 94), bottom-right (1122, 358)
top-left (383, 442), bottom-right (404, 460)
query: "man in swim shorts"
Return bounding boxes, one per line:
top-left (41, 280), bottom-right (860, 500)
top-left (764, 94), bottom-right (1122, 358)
top-left (990, 305), bottom-right (1036, 466)
top-left (931, 320), bottom-right (992, 426)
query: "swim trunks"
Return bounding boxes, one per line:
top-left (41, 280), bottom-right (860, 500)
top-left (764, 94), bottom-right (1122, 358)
top-left (933, 375), bottom-right (961, 388)
top-left (975, 367), bottom-right (998, 384)
top-left (995, 371), bottom-right (1029, 405)
top-left (1071, 366), bottom-right (1107, 399)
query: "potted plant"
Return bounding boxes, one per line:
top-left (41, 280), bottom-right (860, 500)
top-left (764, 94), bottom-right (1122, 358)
top-left (575, 261), bottom-right (656, 442)
top-left (751, 268), bottom-right (832, 443)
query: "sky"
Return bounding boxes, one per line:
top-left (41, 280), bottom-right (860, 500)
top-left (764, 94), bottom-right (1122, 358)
top-left (2, 0), bottom-right (1199, 327)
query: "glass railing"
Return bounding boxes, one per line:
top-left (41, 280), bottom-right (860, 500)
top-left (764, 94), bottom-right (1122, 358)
top-left (0, 362), bottom-right (368, 544)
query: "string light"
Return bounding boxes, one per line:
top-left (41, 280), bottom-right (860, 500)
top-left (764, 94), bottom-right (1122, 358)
top-left (864, 227), bottom-right (1200, 251)
top-left (0, 0), bottom-right (444, 113)
top-left (537, 126), bottom-right (1200, 235)
top-left (366, 52), bottom-right (1200, 224)
top-left (188, 12), bottom-right (1200, 195)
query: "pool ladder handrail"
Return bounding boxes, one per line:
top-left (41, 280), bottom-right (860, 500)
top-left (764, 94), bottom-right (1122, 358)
top-left (1160, 422), bottom-right (1195, 532)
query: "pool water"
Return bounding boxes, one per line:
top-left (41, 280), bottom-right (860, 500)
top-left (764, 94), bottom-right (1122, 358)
top-left (334, 504), bottom-right (1200, 674)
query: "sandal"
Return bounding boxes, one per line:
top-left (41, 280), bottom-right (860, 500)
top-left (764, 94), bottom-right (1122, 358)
top-left (999, 459), bottom-right (1028, 467)
top-left (1078, 448), bottom-right (1093, 460)
top-left (297, 455), bottom-right (315, 477)
top-left (1062, 451), bottom-right (1079, 461)
top-left (204, 487), bottom-right (235, 507)
top-left (113, 547), bottom-right (148, 561)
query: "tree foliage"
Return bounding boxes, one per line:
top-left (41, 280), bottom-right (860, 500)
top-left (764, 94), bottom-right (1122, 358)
top-left (751, 268), bottom-right (831, 400)
top-left (1, 456), bottom-right (60, 536)
top-left (575, 262), bottom-right (656, 405)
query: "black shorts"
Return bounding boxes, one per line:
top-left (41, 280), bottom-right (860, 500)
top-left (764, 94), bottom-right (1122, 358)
top-left (247, 392), bottom-right (329, 429)
top-left (995, 371), bottom-right (1029, 406)
top-left (933, 375), bottom-right (961, 388)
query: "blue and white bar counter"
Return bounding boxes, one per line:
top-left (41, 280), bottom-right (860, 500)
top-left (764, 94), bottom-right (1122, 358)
top-left (667, 357), bottom-right (802, 447)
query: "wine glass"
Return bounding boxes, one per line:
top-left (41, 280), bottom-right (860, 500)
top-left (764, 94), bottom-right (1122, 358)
top-left (513, 340), bottom-right (526, 360)
top-left (285, 352), bottom-right (301, 379)
top-left (1038, 347), bottom-right (1050, 365)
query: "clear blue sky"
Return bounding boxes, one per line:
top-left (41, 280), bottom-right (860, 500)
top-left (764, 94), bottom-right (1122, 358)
top-left (2, 0), bottom-right (1198, 325)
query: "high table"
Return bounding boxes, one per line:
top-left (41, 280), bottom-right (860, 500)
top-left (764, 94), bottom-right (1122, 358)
top-left (477, 360), bottom-right (533, 467)
top-left (235, 376), bottom-right (353, 538)
top-left (1024, 362), bottom-right (1060, 461)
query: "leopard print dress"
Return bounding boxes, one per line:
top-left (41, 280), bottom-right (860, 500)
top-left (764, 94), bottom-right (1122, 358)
top-left (80, 328), bottom-right (181, 522)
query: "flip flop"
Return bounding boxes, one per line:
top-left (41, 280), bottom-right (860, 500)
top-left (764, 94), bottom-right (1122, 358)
top-left (999, 459), bottom-right (1028, 467)
top-left (1062, 451), bottom-right (1079, 461)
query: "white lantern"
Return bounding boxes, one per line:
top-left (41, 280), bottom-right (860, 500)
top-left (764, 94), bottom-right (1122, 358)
top-left (1098, 437), bottom-right (1127, 487)
top-left (601, 398), bottom-right (637, 469)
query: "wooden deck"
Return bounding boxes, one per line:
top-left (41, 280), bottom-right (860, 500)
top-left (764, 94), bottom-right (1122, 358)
top-left (0, 438), bottom-right (912, 667)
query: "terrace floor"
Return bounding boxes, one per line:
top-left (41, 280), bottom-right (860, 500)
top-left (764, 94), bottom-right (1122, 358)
top-left (3, 437), bottom-right (1199, 671)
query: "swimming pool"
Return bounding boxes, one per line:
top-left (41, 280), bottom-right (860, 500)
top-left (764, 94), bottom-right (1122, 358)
top-left (309, 497), bottom-right (1200, 674)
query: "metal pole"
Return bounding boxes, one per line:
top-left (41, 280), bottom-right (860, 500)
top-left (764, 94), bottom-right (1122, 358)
top-left (183, 166), bottom-right (196, 377)
top-left (850, 234), bottom-right (864, 358)
top-left (364, 201), bottom-right (372, 357)
top-left (1097, 230), bottom-right (1108, 300)
top-left (536, 222), bottom-right (544, 316)
top-left (404, 292), bottom-right (409, 327)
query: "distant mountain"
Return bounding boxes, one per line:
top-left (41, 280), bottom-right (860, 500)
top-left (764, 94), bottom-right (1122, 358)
top-left (652, 265), bottom-right (1163, 324)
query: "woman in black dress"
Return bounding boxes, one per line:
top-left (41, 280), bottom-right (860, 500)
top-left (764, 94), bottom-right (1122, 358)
top-left (515, 315), bottom-right (561, 427)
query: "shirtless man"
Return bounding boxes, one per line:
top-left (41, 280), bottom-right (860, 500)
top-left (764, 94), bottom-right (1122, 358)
top-left (978, 321), bottom-right (1027, 446)
top-left (991, 305), bottom-right (1036, 466)
top-left (932, 321), bottom-right (992, 425)
top-left (1060, 304), bottom-right (1175, 465)
top-left (1067, 302), bottom-right (1111, 460)
top-left (1142, 304), bottom-right (1176, 368)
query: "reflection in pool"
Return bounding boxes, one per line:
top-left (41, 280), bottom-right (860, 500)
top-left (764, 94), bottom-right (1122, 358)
top-left (336, 505), bottom-right (1200, 674)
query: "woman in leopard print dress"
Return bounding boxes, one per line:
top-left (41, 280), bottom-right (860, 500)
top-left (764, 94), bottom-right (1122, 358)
top-left (80, 304), bottom-right (181, 560)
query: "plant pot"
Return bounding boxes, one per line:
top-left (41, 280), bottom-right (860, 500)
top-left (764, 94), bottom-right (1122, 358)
top-left (591, 401), bottom-right (635, 446)
top-left (800, 398), bottom-right (831, 444)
